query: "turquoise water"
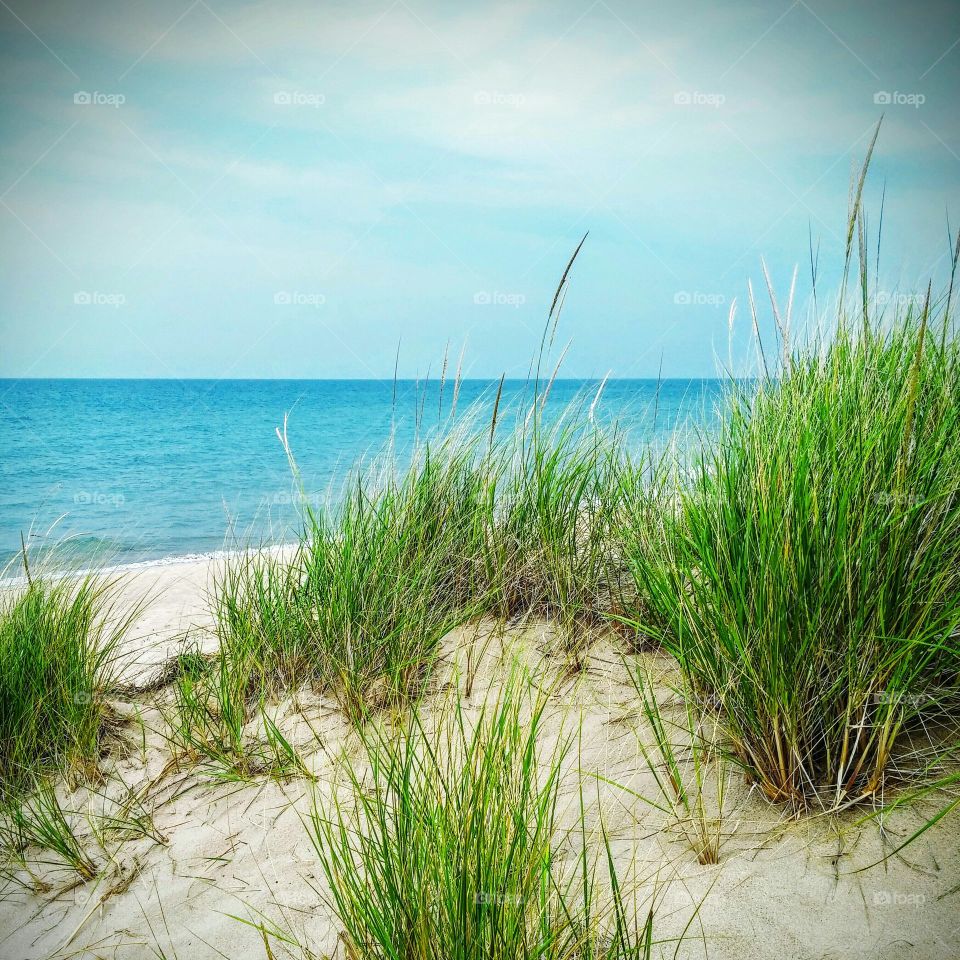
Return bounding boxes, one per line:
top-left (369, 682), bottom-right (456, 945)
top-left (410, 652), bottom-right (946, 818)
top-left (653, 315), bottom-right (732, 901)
top-left (0, 379), bottom-right (724, 570)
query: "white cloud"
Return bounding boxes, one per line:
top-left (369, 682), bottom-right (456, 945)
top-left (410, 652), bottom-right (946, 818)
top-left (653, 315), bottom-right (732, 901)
top-left (2, 0), bottom-right (957, 378)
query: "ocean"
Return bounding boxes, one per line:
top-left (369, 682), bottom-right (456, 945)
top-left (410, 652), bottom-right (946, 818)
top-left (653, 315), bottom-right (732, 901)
top-left (0, 378), bottom-right (725, 571)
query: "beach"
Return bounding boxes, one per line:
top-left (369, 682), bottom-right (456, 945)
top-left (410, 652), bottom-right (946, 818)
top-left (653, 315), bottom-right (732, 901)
top-left (1, 550), bottom-right (958, 959)
top-left (4, 302), bottom-right (960, 958)
top-left (4, 1), bottom-right (959, 955)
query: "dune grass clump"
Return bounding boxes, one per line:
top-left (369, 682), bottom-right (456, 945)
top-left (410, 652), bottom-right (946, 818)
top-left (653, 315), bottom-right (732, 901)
top-left (1, 783), bottom-right (99, 885)
top-left (205, 386), bottom-right (639, 731)
top-left (201, 244), bottom-right (638, 725)
top-left (630, 278), bottom-right (960, 807)
top-left (298, 437), bottom-right (491, 721)
top-left (211, 549), bottom-right (308, 701)
top-left (309, 677), bottom-right (656, 959)
top-left (163, 553), bottom-right (319, 778)
top-left (200, 432), bottom-right (493, 734)
top-left (0, 568), bottom-right (131, 799)
top-left (488, 407), bottom-right (630, 643)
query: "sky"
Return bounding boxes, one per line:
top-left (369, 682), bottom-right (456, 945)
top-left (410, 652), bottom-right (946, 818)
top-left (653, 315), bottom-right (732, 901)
top-left (1, 0), bottom-right (958, 379)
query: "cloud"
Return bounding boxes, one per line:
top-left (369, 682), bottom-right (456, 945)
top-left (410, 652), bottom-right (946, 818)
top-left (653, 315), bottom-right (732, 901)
top-left (1, 0), bottom-right (958, 378)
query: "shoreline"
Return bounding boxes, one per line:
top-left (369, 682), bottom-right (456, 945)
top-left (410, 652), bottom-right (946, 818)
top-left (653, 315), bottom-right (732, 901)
top-left (0, 541), bottom-right (299, 587)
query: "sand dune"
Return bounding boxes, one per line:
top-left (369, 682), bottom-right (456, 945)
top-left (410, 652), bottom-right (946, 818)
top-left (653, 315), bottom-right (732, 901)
top-left (1, 553), bottom-right (958, 960)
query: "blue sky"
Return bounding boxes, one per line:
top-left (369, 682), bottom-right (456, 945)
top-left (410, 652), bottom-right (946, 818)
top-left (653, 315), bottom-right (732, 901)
top-left (1, 0), bottom-right (958, 379)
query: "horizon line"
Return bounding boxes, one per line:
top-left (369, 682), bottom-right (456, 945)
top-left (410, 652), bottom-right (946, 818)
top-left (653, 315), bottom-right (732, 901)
top-left (0, 375), bottom-right (742, 383)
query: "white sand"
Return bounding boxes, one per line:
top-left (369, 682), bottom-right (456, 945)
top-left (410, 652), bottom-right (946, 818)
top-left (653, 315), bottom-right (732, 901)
top-left (1, 552), bottom-right (958, 959)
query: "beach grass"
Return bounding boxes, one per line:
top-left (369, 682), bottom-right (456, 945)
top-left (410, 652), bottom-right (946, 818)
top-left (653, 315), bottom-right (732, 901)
top-left (488, 402), bottom-right (630, 647)
top-left (296, 433), bottom-right (490, 721)
top-left (204, 431), bottom-right (491, 728)
top-left (624, 665), bottom-right (733, 865)
top-left (1, 783), bottom-right (98, 884)
top-left (152, 141), bottom-right (960, 885)
top-left (309, 673), bottom-right (658, 959)
top-left (204, 398), bottom-right (633, 729)
top-left (202, 243), bottom-right (960, 817)
top-left (625, 155), bottom-right (960, 807)
top-left (0, 564), bottom-right (135, 800)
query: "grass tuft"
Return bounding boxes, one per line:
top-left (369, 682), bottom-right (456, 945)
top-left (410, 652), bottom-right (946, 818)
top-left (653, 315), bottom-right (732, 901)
top-left (1, 783), bottom-right (98, 883)
top-left (0, 564), bottom-right (135, 799)
top-left (309, 674), bottom-right (658, 959)
top-left (628, 277), bottom-right (960, 808)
